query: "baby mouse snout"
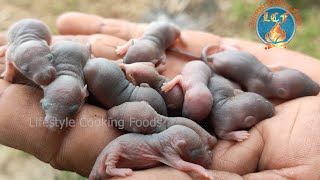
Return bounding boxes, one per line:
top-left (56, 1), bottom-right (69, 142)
top-left (34, 66), bottom-right (56, 85)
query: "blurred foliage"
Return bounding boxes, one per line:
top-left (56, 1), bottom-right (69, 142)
top-left (54, 171), bottom-right (87, 180)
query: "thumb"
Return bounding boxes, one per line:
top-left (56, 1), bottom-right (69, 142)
top-left (56, 12), bottom-right (147, 41)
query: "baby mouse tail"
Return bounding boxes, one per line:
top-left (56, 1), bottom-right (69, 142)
top-left (201, 43), bottom-right (222, 64)
top-left (167, 43), bottom-right (222, 63)
top-left (167, 47), bottom-right (201, 60)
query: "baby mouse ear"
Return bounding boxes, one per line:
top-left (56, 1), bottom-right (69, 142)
top-left (277, 88), bottom-right (288, 98)
top-left (81, 85), bottom-right (89, 99)
top-left (244, 116), bottom-right (257, 128)
top-left (175, 140), bottom-right (187, 155)
top-left (40, 98), bottom-right (44, 103)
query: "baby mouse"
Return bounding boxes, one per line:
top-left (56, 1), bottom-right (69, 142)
top-left (119, 62), bottom-right (184, 116)
top-left (106, 101), bottom-right (217, 150)
top-left (89, 125), bottom-right (212, 180)
top-left (161, 60), bottom-right (213, 123)
top-left (208, 74), bottom-right (274, 141)
top-left (41, 41), bottom-right (90, 130)
top-left (115, 22), bottom-right (183, 72)
top-left (1, 19), bottom-right (56, 86)
top-left (84, 58), bottom-right (168, 115)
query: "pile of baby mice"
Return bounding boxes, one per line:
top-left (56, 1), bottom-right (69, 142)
top-left (1, 18), bottom-right (319, 180)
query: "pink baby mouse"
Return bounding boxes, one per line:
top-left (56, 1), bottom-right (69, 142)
top-left (0, 19), bottom-right (56, 86)
top-left (89, 125), bottom-right (212, 180)
top-left (161, 60), bottom-right (213, 123)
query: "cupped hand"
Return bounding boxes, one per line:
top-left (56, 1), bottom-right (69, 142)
top-left (0, 12), bottom-right (319, 179)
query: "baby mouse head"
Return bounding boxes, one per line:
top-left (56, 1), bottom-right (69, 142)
top-left (14, 41), bottom-right (56, 85)
top-left (215, 91), bottom-right (275, 132)
top-left (166, 125), bottom-right (212, 168)
top-left (146, 22), bottom-right (181, 48)
top-left (271, 68), bottom-right (320, 100)
top-left (41, 77), bottom-right (88, 130)
top-left (238, 92), bottom-right (275, 129)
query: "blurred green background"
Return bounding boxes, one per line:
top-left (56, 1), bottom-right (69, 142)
top-left (0, 0), bottom-right (319, 179)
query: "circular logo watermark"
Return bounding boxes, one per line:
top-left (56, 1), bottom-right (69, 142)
top-left (249, 1), bottom-right (301, 49)
top-left (256, 7), bottom-right (296, 49)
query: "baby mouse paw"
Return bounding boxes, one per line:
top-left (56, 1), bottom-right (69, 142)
top-left (115, 45), bottom-right (128, 55)
top-left (115, 39), bottom-right (136, 55)
top-left (161, 75), bottom-right (183, 93)
top-left (220, 130), bottom-right (250, 142)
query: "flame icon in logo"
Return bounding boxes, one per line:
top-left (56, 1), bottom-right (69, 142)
top-left (265, 22), bottom-right (287, 49)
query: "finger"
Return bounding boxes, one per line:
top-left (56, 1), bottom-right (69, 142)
top-left (52, 34), bottom-right (126, 60)
top-left (56, 12), bottom-right (147, 41)
top-left (0, 33), bottom-right (6, 46)
top-left (0, 80), bottom-right (122, 176)
top-left (52, 35), bottom-right (90, 44)
top-left (56, 12), bottom-right (222, 53)
top-left (87, 34), bottom-right (127, 60)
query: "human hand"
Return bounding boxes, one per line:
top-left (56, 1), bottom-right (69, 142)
top-left (0, 12), bottom-right (319, 179)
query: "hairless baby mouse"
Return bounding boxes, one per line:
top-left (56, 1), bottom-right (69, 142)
top-left (89, 125), bottom-right (212, 180)
top-left (84, 58), bottom-right (167, 115)
top-left (115, 22), bottom-right (183, 72)
top-left (106, 101), bottom-right (217, 149)
top-left (202, 47), bottom-right (320, 100)
top-left (0, 19), bottom-right (56, 86)
top-left (208, 74), bottom-right (274, 141)
top-left (41, 41), bottom-right (90, 130)
top-left (161, 60), bottom-right (213, 123)
top-left (119, 62), bottom-right (184, 116)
